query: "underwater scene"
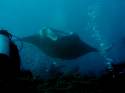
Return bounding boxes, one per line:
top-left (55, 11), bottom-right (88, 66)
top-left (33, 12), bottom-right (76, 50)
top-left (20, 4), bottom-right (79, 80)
top-left (0, 0), bottom-right (125, 92)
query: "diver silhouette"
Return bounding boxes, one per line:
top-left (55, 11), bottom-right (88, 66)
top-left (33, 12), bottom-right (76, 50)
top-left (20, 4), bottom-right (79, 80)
top-left (0, 29), bottom-right (20, 80)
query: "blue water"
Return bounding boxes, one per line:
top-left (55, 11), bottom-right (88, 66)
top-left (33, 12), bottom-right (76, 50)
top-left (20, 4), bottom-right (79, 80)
top-left (0, 0), bottom-right (125, 79)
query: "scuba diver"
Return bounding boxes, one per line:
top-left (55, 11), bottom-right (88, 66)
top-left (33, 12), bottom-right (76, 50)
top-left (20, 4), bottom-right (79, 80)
top-left (0, 29), bottom-right (20, 80)
top-left (22, 27), bottom-right (97, 60)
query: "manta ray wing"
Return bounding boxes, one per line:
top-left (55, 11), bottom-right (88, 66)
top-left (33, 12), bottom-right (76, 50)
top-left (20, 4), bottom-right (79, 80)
top-left (21, 32), bottom-right (97, 60)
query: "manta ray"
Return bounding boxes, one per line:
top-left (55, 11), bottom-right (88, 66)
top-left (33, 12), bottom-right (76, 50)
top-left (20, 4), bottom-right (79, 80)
top-left (21, 27), bottom-right (97, 60)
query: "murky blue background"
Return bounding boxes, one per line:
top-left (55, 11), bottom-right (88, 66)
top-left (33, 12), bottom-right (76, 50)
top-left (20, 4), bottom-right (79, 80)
top-left (0, 0), bottom-right (125, 79)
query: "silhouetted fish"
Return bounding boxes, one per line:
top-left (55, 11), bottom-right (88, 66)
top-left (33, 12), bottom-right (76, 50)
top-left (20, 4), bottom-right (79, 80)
top-left (21, 27), bottom-right (97, 60)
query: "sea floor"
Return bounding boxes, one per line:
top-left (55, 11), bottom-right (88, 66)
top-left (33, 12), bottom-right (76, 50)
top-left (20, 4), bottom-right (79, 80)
top-left (0, 69), bottom-right (125, 93)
